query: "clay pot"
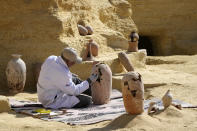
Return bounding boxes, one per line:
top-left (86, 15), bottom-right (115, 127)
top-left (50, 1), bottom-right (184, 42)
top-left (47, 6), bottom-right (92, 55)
top-left (130, 32), bottom-right (139, 42)
top-left (162, 90), bottom-right (172, 109)
top-left (6, 54), bottom-right (26, 94)
top-left (91, 63), bottom-right (112, 105)
top-left (85, 26), bottom-right (94, 35)
top-left (83, 39), bottom-right (99, 61)
top-left (83, 42), bottom-right (94, 61)
top-left (33, 63), bottom-right (42, 85)
top-left (78, 25), bottom-right (88, 36)
top-left (128, 32), bottom-right (139, 52)
top-left (89, 39), bottom-right (99, 57)
top-left (121, 71), bottom-right (144, 115)
top-left (118, 52), bottom-right (134, 72)
top-left (128, 41), bottom-right (138, 52)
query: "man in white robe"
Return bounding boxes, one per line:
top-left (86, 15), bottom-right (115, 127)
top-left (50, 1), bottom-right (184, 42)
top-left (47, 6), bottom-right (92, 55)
top-left (37, 47), bottom-right (98, 109)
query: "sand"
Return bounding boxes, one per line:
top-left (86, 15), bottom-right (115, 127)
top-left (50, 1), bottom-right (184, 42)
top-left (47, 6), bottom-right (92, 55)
top-left (0, 55), bottom-right (197, 131)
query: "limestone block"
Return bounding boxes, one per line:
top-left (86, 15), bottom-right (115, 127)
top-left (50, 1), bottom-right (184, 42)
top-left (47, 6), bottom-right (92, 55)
top-left (0, 96), bottom-right (11, 113)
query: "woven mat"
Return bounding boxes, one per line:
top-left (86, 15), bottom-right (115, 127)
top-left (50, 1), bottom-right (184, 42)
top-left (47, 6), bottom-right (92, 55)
top-left (10, 90), bottom-right (194, 125)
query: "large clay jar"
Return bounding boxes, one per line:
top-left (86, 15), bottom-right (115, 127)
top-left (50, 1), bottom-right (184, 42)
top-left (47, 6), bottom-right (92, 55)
top-left (85, 26), bottom-right (94, 35)
top-left (6, 54), bottom-right (26, 94)
top-left (78, 24), bottom-right (88, 36)
top-left (128, 32), bottom-right (139, 52)
top-left (89, 39), bottom-right (99, 57)
top-left (91, 63), bottom-right (112, 105)
top-left (118, 52), bottom-right (134, 72)
top-left (121, 71), bottom-right (144, 115)
top-left (83, 42), bottom-right (94, 61)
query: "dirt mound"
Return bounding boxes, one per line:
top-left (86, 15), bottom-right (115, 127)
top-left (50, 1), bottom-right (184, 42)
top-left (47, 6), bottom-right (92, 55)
top-left (0, 0), bottom-right (137, 91)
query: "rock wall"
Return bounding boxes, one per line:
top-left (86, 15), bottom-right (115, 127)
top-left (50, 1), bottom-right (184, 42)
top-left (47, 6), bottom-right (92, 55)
top-left (0, 0), bottom-right (137, 91)
top-left (129, 0), bottom-right (197, 55)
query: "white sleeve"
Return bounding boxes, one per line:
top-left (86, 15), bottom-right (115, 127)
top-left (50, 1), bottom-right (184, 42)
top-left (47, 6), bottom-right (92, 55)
top-left (61, 79), bottom-right (89, 96)
top-left (54, 71), bottom-right (90, 96)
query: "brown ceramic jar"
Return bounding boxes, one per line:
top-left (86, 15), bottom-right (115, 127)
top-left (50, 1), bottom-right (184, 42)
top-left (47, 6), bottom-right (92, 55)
top-left (121, 71), bottom-right (144, 114)
top-left (91, 63), bottom-right (112, 105)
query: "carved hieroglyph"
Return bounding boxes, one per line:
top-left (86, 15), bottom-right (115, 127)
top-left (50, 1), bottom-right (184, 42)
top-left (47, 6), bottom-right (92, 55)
top-left (121, 71), bottom-right (144, 114)
top-left (91, 63), bottom-right (112, 105)
top-left (6, 54), bottom-right (26, 94)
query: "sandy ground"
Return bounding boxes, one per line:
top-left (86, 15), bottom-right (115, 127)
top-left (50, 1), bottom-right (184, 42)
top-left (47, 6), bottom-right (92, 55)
top-left (0, 55), bottom-right (197, 131)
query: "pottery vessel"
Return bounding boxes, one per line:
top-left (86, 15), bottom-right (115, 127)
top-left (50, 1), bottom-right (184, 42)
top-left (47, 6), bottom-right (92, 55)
top-left (6, 54), bottom-right (26, 94)
top-left (78, 25), bottom-right (88, 36)
top-left (85, 26), bottom-right (93, 35)
top-left (121, 71), bottom-right (144, 114)
top-left (83, 39), bottom-right (99, 61)
top-left (162, 90), bottom-right (172, 109)
top-left (83, 42), bottom-right (94, 61)
top-left (128, 41), bottom-right (139, 52)
top-left (89, 39), bottom-right (99, 57)
top-left (128, 32), bottom-right (139, 52)
top-left (91, 63), bottom-right (112, 105)
top-left (118, 52), bottom-right (134, 72)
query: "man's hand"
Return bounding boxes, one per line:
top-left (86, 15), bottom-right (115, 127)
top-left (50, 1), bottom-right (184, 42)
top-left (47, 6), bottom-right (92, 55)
top-left (87, 73), bottom-right (98, 85)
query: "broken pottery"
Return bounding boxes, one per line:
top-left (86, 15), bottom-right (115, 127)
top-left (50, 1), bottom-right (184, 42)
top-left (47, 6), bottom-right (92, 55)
top-left (118, 52), bottom-right (134, 72)
top-left (78, 24), bottom-right (88, 36)
top-left (122, 71), bottom-right (144, 115)
top-left (6, 54), bottom-right (26, 94)
top-left (148, 102), bottom-right (159, 114)
top-left (162, 90), bottom-right (173, 109)
top-left (85, 26), bottom-right (93, 35)
top-left (91, 63), bottom-right (112, 105)
top-left (128, 32), bottom-right (139, 52)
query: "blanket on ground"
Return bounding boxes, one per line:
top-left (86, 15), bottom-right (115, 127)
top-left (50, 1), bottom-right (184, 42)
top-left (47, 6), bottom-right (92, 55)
top-left (10, 90), bottom-right (194, 125)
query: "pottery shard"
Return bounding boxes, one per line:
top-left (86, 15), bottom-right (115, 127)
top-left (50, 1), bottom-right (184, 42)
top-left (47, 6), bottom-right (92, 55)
top-left (162, 90), bottom-right (172, 109)
top-left (0, 95), bottom-right (11, 113)
top-left (85, 26), bottom-right (93, 35)
top-left (118, 52), bottom-right (134, 72)
top-left (91, 63), bottom-right (112, 105)
top-left (122, 71), bottom-right (144, 115)
top-left (78, 25), bottom-right (88, 36)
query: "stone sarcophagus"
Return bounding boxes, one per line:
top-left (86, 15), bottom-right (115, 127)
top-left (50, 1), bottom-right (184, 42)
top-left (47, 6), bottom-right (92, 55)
top-left (121, 71), bottom-right (144, 115)
top-left (91, 63), bottom-right (112, 105)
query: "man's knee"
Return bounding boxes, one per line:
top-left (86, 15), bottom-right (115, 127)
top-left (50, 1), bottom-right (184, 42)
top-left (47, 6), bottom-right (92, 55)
top-left (73, 95), bottom-right (92, 108)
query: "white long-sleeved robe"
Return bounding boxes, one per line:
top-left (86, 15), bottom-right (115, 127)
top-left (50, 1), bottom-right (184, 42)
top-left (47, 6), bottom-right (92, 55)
top-left (37, 55), bottom-right (89, 109)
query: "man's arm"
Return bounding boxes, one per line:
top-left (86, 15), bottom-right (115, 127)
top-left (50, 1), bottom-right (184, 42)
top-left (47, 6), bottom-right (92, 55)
top-left (60, 79), bottom-right (89, 96)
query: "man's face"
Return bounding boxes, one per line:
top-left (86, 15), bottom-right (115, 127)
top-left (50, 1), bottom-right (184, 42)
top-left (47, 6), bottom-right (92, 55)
top-left (67, 60), bottom-right (75, 67)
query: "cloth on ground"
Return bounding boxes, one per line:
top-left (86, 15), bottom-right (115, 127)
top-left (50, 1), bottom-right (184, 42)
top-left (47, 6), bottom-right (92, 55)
top-left (9, 89), bottom-right (194, 125)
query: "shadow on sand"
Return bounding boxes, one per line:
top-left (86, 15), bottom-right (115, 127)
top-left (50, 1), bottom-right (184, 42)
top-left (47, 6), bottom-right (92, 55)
top-left (88, 113), bottom-right (137, 131)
